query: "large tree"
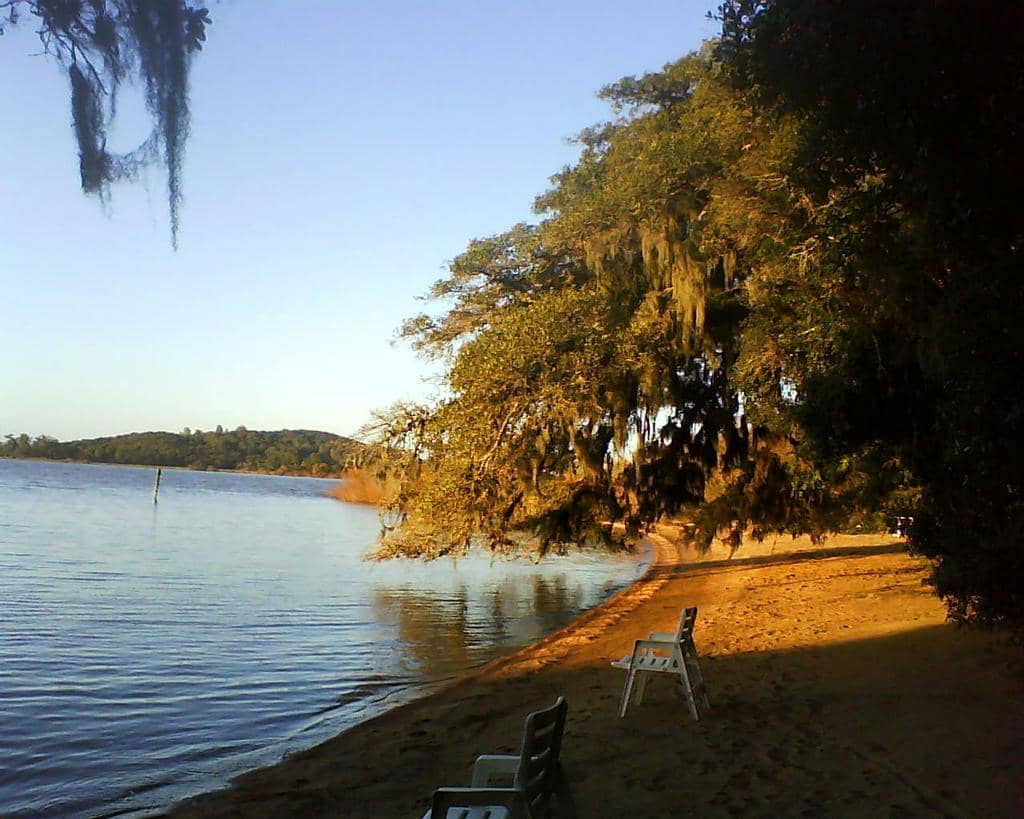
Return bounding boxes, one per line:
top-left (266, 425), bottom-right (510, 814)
top-left (714, 0), bottom-right (1024, 625)
top-left (3, 0), bottom-right (211, 246)
top-left (364, 2), bottom-right (1022, 629)
top-left (364, 53), bottom-right (795, 558)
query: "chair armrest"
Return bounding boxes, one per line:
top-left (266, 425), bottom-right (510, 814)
top-left (612, 638), bottom-right (677, 668)
top-left (429, 786), bottom-right (527, 818)
top-left (471, 754), bottom-right (519, 786)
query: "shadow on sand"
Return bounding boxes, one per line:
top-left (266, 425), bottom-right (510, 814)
top-left (163, 543), bottom-right (1022, 819)
top-left (649, 541), bottom-right (908, 579)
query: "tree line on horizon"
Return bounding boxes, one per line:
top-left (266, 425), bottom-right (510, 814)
top-left (1, 429), bottom-right (361, 476)
top-left (358, 1), bottom-right (1024, 629)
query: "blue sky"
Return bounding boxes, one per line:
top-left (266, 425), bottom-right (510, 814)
top-left (1, 1), bottom-right (716, 441)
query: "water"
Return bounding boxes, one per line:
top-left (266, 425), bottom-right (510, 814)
top-left (0, 460), bottom-right (643, 818)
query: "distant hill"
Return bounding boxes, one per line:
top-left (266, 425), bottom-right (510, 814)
top-left (0, 429), bottom-right (363, 477)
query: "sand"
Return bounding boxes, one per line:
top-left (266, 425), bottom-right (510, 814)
top-left (163, 531), bottom-right (1023, 818)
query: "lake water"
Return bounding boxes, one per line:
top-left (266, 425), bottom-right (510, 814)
top-left (0, 460), bottom-right (643, 818)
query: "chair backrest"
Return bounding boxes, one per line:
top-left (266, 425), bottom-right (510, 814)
top-left (513, 696), bottom-right (568, 817)
top-left (675, 606), bottom-right (698, 646)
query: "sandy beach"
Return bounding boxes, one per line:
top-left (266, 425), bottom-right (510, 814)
top-left (164, 531), bottom-right (1023, 818)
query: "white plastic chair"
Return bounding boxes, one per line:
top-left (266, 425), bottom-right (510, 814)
top-left (423, 696), bottom-right (573, 819)
top-left (611, 606), bottom-right (710, 720)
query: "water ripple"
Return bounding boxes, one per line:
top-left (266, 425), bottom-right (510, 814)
top-left (0, 459), bottom-right (643, 818)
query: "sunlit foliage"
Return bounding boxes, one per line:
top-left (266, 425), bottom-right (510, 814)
top-left (366, 54), bottom-right (774, 558)
top-left (366, 3), bottom-right (1023, 630)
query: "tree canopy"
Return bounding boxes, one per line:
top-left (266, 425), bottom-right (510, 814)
top-left (364, 2), bottom-right (1024, 628)
top-left (3, 0), bottom-right (211, 246)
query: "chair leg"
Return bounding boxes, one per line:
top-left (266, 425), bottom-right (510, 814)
top-left (688, 654), bottom-right (710, 709)
top-left (619, 669), bottom-right (636, 717)
top-left (634, 671), bottom-right (648, 705)
top-left (677, 663), bottom-right (699, 721)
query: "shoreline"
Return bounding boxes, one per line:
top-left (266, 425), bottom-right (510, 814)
top-left (161, 532), bottom-right (680, 818)
top-left (163, 530), bottom-right (1024, 818)
top-left (0, 456), bottom-right (347, 481)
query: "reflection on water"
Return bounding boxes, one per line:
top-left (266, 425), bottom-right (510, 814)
top-left (0, 460), bottom-right (643, 819)
top-left (375, 585), bottom-right (478, 677)
top-left (372, 575), bottom-right (589, 680)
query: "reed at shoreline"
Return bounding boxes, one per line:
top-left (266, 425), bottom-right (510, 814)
top-left (329, 467), bottom-right (395, 506)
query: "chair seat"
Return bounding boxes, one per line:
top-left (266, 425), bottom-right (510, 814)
top-left (610, 653), bottom-right (677, 671)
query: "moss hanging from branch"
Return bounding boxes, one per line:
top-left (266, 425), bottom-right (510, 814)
top-left (6, 0), bottom-right (211, 247)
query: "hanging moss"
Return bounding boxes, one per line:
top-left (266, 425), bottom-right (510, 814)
top-left (69, 63), bottom-right (111, 193)
top-left (9, 1), bottom-right (211, 247)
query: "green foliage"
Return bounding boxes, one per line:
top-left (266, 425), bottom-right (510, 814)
top-left (3, 0), bottom-right (211, 246)
top-left (369, 58), bottom-right (775, 558)
top-left (0, 429), bottom-right (361, 476)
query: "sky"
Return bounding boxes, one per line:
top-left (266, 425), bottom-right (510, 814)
top-left (1, 1), bottom-right (717, 442)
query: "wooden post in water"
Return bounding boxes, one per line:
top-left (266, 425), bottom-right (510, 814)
top-left (153, 468), bottom-right (162, 504)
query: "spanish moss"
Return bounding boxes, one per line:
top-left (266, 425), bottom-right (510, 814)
top-left (5, 0), bottom-right (210, 247)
